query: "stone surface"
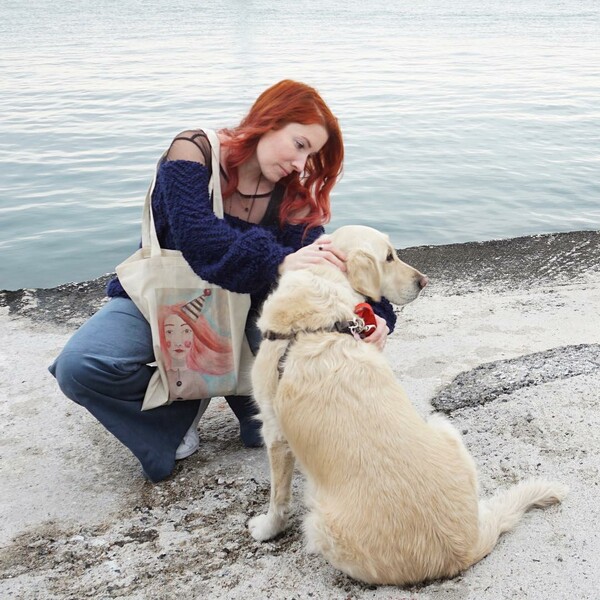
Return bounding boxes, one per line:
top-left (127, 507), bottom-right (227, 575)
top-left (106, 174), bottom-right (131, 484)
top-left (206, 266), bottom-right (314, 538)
top-left (1, 230), bottom-right (599, 600)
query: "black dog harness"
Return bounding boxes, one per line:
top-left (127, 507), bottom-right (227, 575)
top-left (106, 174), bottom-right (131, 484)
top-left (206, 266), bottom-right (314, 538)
top-left (263, 316), bottom-right (371, 379)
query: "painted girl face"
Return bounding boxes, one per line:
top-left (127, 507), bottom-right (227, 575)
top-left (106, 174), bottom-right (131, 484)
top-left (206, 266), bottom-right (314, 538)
top-left (256, 122), bottom-right (329, 183)
top-left (163, 314), bottom-right (194, 365)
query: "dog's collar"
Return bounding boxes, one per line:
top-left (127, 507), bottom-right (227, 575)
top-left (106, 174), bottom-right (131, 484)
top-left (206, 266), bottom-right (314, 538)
top-left (263, 310), bottom-right (377, 380)
top-left (263, 301), bottom-right (378, 342)
top-left (263, 317), bottom-right (368, 342)
top-left (263, 304), bottom-right (379, 380)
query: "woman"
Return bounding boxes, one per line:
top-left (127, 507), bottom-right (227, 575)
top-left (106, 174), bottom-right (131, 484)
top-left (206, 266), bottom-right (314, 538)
top-left (50, 80), bottom-right (396, 482)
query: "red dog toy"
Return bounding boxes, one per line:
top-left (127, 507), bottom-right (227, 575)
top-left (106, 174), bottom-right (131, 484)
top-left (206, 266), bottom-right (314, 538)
top-left (354, 302), bottom-right (378, 338)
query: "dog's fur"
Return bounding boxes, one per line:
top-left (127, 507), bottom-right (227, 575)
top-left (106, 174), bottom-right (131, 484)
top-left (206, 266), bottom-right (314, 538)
top-left (248, 225), bottom-right (568, 585)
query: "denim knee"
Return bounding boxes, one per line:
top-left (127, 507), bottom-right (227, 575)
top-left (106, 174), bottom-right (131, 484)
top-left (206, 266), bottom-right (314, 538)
top-left (51, 346), bottom-right (154, 406)
top-left (49, 351), bottom-right (91, 404)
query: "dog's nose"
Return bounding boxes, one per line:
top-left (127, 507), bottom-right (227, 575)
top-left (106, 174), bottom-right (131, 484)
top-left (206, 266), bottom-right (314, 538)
top-left (418, 275), bottom-right (429, 289)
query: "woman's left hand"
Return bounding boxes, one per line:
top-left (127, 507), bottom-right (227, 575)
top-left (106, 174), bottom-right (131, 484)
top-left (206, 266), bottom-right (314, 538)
top-left (362, 314), bottom-right (389, 351)
top-left (279, 236), bottom-right (346, 275)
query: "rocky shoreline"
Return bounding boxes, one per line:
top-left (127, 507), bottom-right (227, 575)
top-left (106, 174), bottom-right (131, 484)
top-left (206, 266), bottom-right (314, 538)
top-left (2, 230), bottom-right (599, 327)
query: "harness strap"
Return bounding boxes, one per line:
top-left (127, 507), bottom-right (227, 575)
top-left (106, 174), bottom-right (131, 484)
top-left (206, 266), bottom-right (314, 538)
top-left (277, 342), bottom-right (293, 378)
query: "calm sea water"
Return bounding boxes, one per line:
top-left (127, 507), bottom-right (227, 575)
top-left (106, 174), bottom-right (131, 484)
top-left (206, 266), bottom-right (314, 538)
top-left (1, 1), bottom-right (599, 290)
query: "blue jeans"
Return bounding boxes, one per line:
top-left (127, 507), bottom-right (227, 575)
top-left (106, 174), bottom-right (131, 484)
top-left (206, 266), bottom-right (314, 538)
top-left (49, 297), bottom-right (259, 482)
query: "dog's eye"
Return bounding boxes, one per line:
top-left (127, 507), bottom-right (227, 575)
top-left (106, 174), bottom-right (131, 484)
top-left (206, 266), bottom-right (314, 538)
top-left (386, 252), bottom-right (395, 262)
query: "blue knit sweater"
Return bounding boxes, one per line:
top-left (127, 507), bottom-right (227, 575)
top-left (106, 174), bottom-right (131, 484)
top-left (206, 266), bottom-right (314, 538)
top-left (107, 159), bottom-right (397, 332)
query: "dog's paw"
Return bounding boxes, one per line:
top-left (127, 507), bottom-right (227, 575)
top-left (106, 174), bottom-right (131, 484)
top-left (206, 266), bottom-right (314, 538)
top-left (248, 513), bottom-right (285, 541)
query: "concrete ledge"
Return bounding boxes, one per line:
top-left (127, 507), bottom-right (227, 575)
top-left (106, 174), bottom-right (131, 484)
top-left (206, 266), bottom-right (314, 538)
top-left (2, 230), bottom-right (598, 325)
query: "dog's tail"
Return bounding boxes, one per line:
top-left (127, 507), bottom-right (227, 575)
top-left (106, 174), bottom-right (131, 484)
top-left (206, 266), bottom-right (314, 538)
top-left (469, 478), bottom-right (568, 566)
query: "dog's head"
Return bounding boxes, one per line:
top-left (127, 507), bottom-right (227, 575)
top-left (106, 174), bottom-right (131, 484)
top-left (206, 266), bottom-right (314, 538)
top-left (329, 225), bottom-right (428, 306)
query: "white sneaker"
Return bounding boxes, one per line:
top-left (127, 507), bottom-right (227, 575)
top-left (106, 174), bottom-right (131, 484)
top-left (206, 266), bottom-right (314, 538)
top-left (175, 426), bottom-right (199, 460)
top-left (175, 398), bottom-right (210, 460)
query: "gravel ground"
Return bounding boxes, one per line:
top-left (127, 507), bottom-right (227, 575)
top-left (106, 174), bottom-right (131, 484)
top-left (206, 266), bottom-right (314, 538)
top-left (1, 231), bottom-right (599, 599)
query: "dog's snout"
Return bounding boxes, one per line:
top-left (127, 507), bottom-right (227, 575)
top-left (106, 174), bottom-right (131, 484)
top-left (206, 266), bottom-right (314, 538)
top-left (418, 275), bottom-right (429, 289)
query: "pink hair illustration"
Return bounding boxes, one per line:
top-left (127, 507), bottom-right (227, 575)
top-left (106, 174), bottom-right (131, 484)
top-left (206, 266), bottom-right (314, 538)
top-left (158, 298), bottom-right (233, 376)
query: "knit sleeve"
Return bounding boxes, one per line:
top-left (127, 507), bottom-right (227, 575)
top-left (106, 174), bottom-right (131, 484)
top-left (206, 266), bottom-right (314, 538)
top-left (155, 160), bottom-right (295, 294)
top-left (370, 297), bottom-right (397, 334)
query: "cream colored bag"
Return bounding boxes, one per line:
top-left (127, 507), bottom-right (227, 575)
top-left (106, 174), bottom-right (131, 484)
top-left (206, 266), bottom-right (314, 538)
top-left (116, 129), bottom-right (253, 410)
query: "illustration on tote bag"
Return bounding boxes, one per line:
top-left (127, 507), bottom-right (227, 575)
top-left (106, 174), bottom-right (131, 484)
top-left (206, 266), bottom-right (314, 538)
top-left (157, 289), bottom-right (236, 401)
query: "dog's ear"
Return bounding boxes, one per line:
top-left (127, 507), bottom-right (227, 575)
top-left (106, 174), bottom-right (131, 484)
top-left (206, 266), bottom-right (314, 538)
top-left (346, 248), bottom-right (382, 301)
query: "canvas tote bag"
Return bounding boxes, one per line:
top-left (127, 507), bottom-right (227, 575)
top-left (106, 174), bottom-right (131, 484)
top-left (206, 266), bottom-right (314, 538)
top-left (116, 129), bottom-right (254, 410)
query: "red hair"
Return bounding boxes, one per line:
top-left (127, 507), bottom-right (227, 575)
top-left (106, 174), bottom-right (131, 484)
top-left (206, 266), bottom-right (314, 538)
top-left (221, 80), bottom-right (344, 228)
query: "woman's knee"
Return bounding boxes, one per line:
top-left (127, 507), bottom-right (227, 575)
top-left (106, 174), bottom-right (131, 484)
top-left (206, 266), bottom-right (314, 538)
top-left (50, 347), bottom-right (153, 404)
top-left (50, 350), bottom-right (95, 402)
top-left (50, 299), bottom-right (155, 401)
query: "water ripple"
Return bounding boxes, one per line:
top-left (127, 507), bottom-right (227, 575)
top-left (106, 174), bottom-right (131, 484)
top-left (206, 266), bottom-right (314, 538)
top-left (1, 0), bottom-right (599, 289)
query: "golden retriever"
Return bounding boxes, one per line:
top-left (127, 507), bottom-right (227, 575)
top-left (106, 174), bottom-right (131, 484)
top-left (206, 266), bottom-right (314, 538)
top-left (248, 225), bottom-right (567, 585)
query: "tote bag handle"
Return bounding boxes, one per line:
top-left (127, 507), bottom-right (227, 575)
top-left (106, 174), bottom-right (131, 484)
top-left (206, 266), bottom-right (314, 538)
top-left (140, 128), bottom-right (224, 257)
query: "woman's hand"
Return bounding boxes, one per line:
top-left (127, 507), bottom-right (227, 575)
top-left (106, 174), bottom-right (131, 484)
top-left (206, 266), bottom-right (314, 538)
top-left (362, 314), bottom-right (389, 351)
top-left (279, 236), bottom-right (346, 274)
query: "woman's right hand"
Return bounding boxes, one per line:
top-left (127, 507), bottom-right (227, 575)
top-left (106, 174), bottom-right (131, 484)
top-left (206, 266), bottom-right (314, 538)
top-left (279, 236), bottom-right (347, 275)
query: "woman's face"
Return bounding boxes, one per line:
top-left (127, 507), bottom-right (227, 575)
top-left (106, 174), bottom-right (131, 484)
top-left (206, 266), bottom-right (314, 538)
top-left (256, 122), bottom-right (329, 183)
top-left (163, 314), bottom-right (194, 365)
